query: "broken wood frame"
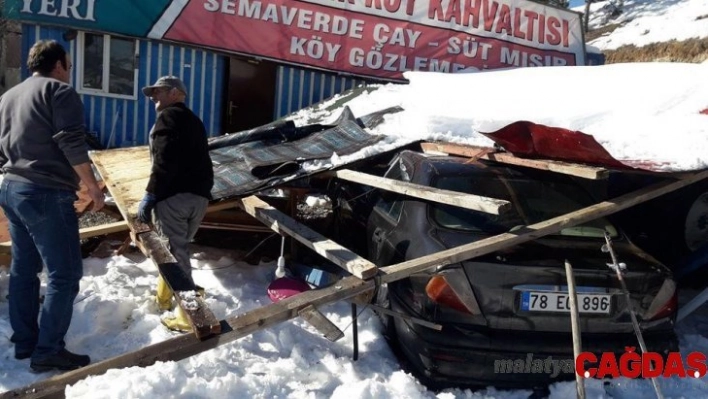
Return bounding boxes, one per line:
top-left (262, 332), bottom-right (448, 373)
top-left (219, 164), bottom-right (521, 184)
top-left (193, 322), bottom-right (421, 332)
top-left (89, 147), bottom-right (223, 339)
top-left (0, 221), bottom-right (129, 254)
top-left (7, 168), bottom-right (708, 399)
top-left (420, 142), bottom-right (610, 180)
top-left (82, 141), bottom-right (552, 338)
top-left (331, 169), bottom-right (511, 215)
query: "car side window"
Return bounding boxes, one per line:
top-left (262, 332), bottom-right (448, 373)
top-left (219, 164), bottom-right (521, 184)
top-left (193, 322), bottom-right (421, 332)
top-left (373, 161), bottom-right (405, 222)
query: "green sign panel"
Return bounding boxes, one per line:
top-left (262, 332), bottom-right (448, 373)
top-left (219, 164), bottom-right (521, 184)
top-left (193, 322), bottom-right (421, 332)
top-left (4, 0), bottom-right (171, 37)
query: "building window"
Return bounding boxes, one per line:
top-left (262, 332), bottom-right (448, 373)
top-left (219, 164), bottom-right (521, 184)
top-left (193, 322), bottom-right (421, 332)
top-left (77, 32), bottom-right (137, 99)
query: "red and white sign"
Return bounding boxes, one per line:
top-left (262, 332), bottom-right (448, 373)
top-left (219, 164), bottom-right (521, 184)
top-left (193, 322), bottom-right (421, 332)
top-left (149, 0), bottom-right (585, 81)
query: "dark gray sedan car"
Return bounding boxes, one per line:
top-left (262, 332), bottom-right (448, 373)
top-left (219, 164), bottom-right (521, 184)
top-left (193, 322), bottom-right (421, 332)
top-left (360, 150), bottom-right (678, 390)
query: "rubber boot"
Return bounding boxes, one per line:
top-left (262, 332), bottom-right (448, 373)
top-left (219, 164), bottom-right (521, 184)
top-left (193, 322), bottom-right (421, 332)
top-left (161, 306), bottom-right (193, 333)
top-left (195, 285), bottom-right (206, 299)
top-left (156, 275), bottom-right (173, 311)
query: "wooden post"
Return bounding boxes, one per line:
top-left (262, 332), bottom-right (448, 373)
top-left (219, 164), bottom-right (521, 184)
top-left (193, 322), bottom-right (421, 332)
top-left (564, 260), bottom-right (585, 399)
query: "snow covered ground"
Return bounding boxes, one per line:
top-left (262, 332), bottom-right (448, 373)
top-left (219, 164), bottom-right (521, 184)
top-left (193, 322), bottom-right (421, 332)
top-left (1, 1), bottom-right (708, 398)
top-left (2, 245), bottom-right (708, 398)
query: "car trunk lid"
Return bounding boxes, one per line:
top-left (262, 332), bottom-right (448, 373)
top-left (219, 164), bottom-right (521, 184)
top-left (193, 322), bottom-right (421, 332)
top-left (437, 234), bottom-right (671, 333)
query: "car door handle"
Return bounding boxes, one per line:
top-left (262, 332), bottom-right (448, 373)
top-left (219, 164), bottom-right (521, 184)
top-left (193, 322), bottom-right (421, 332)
top-left (372, 227), bottom-right (385, 244)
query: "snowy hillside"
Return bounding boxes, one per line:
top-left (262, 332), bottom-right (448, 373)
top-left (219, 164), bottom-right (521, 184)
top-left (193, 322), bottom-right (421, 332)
top-left (578, 0), bottom-right (708, 52)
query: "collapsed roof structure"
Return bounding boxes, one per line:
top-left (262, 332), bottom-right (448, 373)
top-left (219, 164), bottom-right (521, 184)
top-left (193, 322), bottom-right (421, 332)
top-left (5, 62), bottom-right (708, 397)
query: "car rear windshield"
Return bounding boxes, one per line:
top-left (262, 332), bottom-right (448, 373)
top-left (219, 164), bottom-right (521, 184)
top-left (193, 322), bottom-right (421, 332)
top-left (431, 172), bottom-right (618, 238)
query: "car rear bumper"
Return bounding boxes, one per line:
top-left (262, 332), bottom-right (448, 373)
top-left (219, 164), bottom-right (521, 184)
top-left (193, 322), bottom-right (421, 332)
top-left (389, 296), bottom-right (679, 389)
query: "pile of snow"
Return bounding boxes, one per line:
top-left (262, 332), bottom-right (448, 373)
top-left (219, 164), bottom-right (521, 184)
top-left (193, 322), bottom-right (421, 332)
top-left (295, 62), bottom-right (708, 172)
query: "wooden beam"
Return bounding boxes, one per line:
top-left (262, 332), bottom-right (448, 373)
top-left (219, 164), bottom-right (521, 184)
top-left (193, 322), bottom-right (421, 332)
top-left (0, 212), bottom-right (267, 254)
top-left (90, 147), bottom-right (151, 224)
top-left (0, 221), bottom-right (130, 254)
top-left (298, 304), bottom-right (345, 342)
top-left (1, 275), bottom-right (373, 399)
top-left (90, 149), bottom-right (248, 340)
top-left (206, 198), bottom-right (243, 213)
top-left (238, 195), bottom-right (378, 280)
top-left (420, 142), bottom-right (609, 180)
top-left (334, 169), bottom-right (511, 215)
top-left (78, 221), bottom-right (129, 239)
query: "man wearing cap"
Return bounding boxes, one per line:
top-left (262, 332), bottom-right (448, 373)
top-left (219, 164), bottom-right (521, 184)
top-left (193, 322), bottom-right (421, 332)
top-left (138, 75), bottom-right (213, 332)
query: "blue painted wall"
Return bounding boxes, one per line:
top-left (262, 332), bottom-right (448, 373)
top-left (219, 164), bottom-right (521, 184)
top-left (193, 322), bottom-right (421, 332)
top-left (275, 66), bottom-right (375, 119)
top-left (22, 24), bottom-right (382, 148)
top-left (22, 24), bottom-right (226, 148)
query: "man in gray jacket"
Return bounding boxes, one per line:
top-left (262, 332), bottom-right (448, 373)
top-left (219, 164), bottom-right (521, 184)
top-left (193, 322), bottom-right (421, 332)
top-left (0, 40), bottom-right (104, 372)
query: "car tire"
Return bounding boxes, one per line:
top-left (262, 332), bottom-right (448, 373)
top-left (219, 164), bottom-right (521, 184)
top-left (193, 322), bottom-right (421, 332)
top-left (612, 175), bottom-right (708, 270)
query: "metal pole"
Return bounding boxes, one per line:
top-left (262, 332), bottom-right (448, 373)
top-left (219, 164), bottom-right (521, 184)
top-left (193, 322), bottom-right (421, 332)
top-left (604, 232), bottom-right (664, 399)
top-left (677, 286), bottom-right (708, 322)
top-left (565, 260), bottom-right (586, 399)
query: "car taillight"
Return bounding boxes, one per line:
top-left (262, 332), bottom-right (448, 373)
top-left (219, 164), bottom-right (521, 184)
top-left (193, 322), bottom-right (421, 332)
top-left (426, 276), bottom-right (469, 313)
top-left (644, 279), bottom-right (677, 321)
top-left (648, 293), bottom-right (677, 321)
top-left (424, 269), bottom-right (481, 315)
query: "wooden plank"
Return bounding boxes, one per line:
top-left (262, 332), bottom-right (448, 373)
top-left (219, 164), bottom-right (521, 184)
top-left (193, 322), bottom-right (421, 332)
top-left (1, 275), bottom-right (373, 399)
top-left (91, 148), bottom-right (225, 338)
top-left (206, 198), bottom-right (243, 213)
top-left (238, 195), bottom-right (378, 280)
top-left (379, 170), bottom-right (708, 283)
top-left (0, 181), bottom-right (110, 253)
top-left (420, 142), bottom-right (609, 180)
top-left (0, 211), bottom-right (265, 254)
top-left (135, 231), bottom-right (221, 339)
top-left (78, 221), bottom-right (130, 239)
top-left (0, 221), bottom-right (130, 254)
top-left (7, 171), bottom-right (708, 399)
top-left (298, 304), bottom-right (345, 342)
top-left (90, 148), bottom-right (151, 224)
top-left (334, 169), bottom-right (511, 215)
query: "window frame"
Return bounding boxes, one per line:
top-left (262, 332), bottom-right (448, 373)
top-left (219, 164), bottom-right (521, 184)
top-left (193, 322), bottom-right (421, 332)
top-left (76, 31), bottom-right (138, 100)
top-left (372, 160), bottom-right (407, 223)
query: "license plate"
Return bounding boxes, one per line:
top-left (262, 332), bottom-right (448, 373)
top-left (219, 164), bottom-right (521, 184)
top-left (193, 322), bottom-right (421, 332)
top-left (521, 291), bottom-right (611, 314)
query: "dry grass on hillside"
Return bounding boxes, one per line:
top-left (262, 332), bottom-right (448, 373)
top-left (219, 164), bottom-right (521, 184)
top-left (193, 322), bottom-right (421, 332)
top-left (603, 37), bottom-right (708, 63)
top-left (585, 23), bottom-right (623, 42)
top-left (587, 21), bottom-right (708, 64)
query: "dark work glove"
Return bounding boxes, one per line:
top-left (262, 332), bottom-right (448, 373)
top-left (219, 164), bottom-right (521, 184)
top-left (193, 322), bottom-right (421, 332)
top-left (137, 193), bottom-right (157, 223)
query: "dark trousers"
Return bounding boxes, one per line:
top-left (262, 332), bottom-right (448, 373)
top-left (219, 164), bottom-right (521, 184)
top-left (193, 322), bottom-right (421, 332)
top-left (153, 192), bottom-right (208, 284)
top-left (0, 179), bottom-right (82, 360)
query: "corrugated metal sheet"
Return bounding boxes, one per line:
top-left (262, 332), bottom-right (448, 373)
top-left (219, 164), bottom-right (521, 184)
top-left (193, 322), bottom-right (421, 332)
top-left (275, 66), bottom-right (375, 119)
top-left (22, 24), bottom-right (226, 148)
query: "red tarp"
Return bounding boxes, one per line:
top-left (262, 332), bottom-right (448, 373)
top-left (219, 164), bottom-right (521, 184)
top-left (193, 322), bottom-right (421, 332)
top-left (481, 121), bottom-right (670, 171)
